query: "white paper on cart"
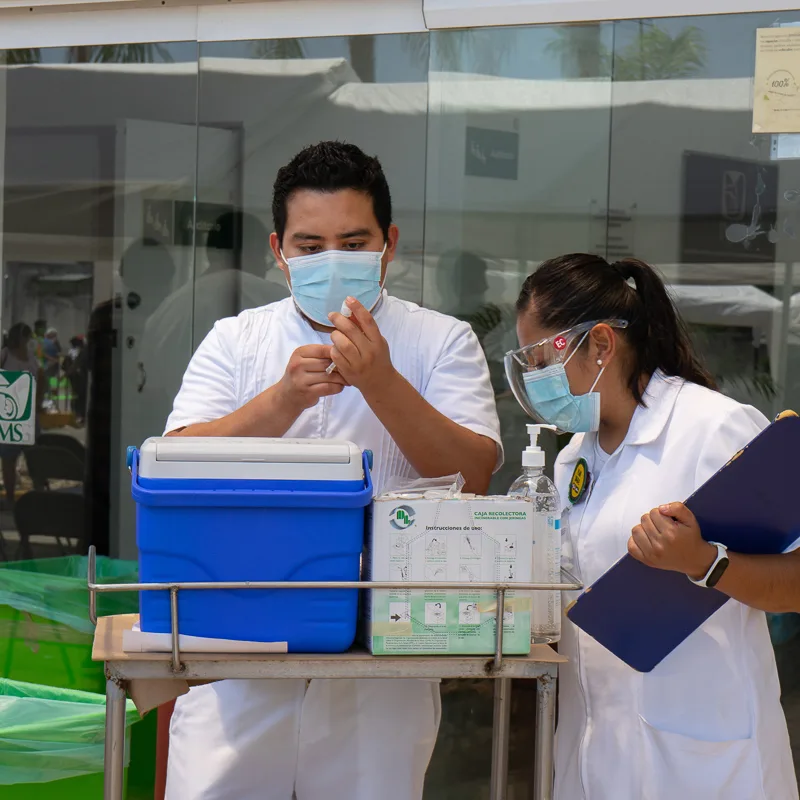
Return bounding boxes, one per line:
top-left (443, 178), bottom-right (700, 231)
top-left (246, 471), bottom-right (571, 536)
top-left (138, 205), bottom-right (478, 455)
top-left (122, 622), bottom-right (288, 653)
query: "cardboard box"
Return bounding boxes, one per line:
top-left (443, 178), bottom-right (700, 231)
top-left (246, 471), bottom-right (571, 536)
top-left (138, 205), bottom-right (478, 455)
top-left (364, 494), bottom-right (533, 655)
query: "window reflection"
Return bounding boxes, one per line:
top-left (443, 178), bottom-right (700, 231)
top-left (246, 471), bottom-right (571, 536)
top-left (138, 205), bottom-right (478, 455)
top-left (425, 24), bottom-right (614, 499)
top-left (0, 43), bottom-right (198, 564)
top-left (197, 34), bottom-right (429, 316)
top-left (608, 11), bottom-right (800, 782)
top-left (0, 11), bottom-right (798, 791)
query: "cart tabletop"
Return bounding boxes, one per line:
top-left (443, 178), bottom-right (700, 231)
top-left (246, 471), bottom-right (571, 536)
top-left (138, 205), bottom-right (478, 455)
top-left (94, 614), bottom-right (565, 684)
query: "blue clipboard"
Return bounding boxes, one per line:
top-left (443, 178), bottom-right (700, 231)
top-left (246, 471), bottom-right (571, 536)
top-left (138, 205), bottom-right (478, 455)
top-left (565, 411), bottom-right (800, 673)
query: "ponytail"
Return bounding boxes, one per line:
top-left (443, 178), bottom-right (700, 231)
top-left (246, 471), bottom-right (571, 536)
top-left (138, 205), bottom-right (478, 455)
top-left (516, 253), bottom-right (716, 404)
top-left (616, 258), bottom-right (716, 401)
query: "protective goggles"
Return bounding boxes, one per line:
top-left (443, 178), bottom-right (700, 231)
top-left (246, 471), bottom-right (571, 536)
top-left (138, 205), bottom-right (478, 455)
top-left (504, 319), bottom-right (628, 420)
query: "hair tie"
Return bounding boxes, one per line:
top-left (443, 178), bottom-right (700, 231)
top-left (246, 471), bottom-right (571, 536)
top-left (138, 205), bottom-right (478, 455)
top-left (609, 261), bottom-right (628, 280)
top-left (610, 261), bottom-right (636, 290)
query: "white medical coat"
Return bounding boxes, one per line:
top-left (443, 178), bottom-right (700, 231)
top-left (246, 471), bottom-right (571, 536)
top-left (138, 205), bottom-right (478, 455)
top-left (142, 268), bottom-right (290, 428)
top-left (166, 292), bottom-right (501, 491)
top-left (554, 371), bottom-right (798, 800)
top-left (163, 292), bottom-right (502, 800)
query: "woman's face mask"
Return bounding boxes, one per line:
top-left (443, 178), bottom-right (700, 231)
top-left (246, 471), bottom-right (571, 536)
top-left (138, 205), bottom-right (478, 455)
top-left (521, 344), bottom-right (603, 433)
top-left (504, 319), bottom-right (628, 433)
top-left (281, 245), bottom-right (386, 326)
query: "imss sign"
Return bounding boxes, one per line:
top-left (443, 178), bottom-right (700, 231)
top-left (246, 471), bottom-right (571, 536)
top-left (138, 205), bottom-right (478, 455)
top-left (0, 371), bottom-right (35, 445)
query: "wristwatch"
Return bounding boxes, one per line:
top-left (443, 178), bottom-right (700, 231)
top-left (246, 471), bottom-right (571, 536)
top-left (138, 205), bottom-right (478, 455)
top-left (688, 542), bottom-right (729, 588)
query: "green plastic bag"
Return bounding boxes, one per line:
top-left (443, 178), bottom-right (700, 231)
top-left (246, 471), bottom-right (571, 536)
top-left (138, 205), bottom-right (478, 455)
top-left (0, 556), bottom-right (139, 694)
top-left (0, 678), bottom-right (138, 785)
top-left (0, 556), bottom-right (138, 635)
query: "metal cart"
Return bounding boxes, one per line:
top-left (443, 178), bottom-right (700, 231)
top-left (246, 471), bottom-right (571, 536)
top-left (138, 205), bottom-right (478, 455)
top-left (88, 547), bottom-right (581, 800)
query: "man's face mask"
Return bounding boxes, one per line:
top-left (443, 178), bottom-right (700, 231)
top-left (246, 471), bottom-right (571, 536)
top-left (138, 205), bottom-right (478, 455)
top-left (504, 319), bottom-right (628, 433)
top-left (280, 245), bottom-right (386, 326)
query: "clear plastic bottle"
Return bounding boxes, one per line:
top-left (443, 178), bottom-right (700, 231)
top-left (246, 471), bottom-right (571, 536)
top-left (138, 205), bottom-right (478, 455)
top-left (508, 424), bottom-right (562, 644)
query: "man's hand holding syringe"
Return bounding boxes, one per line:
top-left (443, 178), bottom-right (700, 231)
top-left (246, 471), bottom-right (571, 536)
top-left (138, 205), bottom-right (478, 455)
top-left (166, 296), bottom-right (396, 438)
top-left (325, 300), bottom-right (353, 376)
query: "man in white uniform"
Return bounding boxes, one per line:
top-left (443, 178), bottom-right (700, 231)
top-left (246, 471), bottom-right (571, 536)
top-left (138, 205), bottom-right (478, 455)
top-left (163, 141), bottom-right (502, 800)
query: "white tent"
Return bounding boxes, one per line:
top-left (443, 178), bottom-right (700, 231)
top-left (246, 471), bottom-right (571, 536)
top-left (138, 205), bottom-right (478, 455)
top-left (667, 284), bottom-right (782, 330)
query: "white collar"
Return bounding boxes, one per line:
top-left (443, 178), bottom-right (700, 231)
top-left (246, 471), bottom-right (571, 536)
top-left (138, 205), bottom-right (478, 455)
top-left (558, 370), bottom-right (686, 465)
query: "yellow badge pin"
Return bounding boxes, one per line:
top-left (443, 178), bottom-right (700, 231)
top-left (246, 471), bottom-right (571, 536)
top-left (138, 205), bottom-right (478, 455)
top-left (569, 458), bottom-right (590, 505)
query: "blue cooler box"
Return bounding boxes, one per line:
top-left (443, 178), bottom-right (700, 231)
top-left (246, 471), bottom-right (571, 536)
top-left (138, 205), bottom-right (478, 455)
top-left (131, 437), bottom-right (373, 652)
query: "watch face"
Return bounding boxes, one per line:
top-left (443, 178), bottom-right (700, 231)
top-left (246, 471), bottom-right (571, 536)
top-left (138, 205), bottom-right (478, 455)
top-left (706, 556), bottom-right (730, 589)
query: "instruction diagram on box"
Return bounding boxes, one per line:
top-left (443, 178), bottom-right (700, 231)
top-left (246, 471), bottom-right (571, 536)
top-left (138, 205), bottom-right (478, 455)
top-left (425, 564), bottom-right (447, 581)
top-left (390, 564), bottom-right (409, 583)
top-left (460, 533), bottom-right (482, 558)
top-left (501, 535), bottom-right (516, 555)
top-left (425, 534), bottom-right (447, 559)
top-left (459, 564), bottom-right (481, 582)
top-left (459, 601), bottom-right (480, 625)
top-left (389, 602), bottom-right (411, 624)
top-left (425, 601), bottom-right (446, 625)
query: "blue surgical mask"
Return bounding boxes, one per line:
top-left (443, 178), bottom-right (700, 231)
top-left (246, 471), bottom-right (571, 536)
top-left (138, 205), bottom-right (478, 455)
top-left (281, 246), bottom-right (386, 326)
top-left (522, 336), bottom-right (605, 433)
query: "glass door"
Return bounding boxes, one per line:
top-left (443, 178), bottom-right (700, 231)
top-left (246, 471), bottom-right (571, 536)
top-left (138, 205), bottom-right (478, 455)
top-left (111, 118), bottom-right (241, 559)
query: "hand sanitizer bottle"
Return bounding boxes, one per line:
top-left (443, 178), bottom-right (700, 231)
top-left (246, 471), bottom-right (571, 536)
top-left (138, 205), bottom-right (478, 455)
top-left (508, 424), bottom-right (562, 644)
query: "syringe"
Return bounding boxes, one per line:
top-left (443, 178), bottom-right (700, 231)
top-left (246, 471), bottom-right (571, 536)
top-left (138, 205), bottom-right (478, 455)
top-left (325, 301), bottom-right (353, 374)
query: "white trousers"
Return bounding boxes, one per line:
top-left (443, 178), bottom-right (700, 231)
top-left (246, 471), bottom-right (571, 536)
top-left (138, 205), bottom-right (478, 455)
top-left (165, 678), bottom-right (442, 800)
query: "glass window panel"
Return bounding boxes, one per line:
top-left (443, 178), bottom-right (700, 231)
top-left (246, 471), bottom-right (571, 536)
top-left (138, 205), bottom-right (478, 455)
top-left (608, 11), bottom-right (800, 780)
top-left (422, 23), bottom-right (613, 796)
top-left (425, 24), bottom-right (614, 498)
top-left (0, 43), bottom-right (198, 564)
top-left (0, 41), bottom-right (196, 800)
top-left (194, 32), bottom-right (429, 350)
top-left (1, 10), bottom-right (796, 795)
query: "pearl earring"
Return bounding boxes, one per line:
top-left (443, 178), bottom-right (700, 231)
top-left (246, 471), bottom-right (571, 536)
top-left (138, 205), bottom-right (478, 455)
top-left (596, 359), bottom-right (603, 366)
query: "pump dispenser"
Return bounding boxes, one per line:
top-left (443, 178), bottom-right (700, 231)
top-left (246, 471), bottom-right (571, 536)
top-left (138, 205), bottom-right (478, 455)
top-left (522, 424), bottom-right (554, 469)
top-left (508, 424), bottom-right (562, 644)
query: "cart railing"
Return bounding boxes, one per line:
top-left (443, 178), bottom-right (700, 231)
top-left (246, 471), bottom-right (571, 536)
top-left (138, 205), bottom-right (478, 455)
top-left (87, 545), bottom-right (582, 674)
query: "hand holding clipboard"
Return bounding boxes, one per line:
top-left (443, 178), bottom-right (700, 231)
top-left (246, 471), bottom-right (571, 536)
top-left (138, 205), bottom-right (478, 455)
top-left (566, 411), bottom-right (800, 672)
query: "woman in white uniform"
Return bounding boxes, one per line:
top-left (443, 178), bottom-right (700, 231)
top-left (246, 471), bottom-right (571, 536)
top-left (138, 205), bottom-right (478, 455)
top-left (506, 253), bottom-right (800, 800)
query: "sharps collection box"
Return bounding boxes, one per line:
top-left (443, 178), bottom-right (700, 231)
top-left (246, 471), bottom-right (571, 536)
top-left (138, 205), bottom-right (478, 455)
top-left (364, 493), bottom-right (533, 655)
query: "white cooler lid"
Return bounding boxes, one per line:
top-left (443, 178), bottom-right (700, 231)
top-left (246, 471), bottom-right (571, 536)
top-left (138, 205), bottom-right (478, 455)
top-left (137, 437), bottom-right (364, 482)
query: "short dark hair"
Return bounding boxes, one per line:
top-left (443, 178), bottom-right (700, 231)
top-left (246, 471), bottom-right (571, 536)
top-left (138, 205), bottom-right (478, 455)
top-left (272, 141), bottom-right (392, 244)
top-left (34, 319), bottom-right (46, 334)
top-left (7, 322), bottom-right (32, 351)
top-left (516, 253), bottom-right (717, 404)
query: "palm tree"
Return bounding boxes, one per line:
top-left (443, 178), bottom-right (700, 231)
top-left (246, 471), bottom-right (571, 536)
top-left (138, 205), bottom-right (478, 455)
top-left (402, 29), bottom-right (507, 75)
top-left (545, 24), bottom-right (609, 79)
top-left (251, 39), bottom-right (305, 61)
top-left (2, 49), bottom-right (40, 65)
top-left (614, 26), bottom-right (707, 81)
top-left (68, 44), bottom-right (174, 64)
top-left (546, 23), bottom-right (707, 81)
